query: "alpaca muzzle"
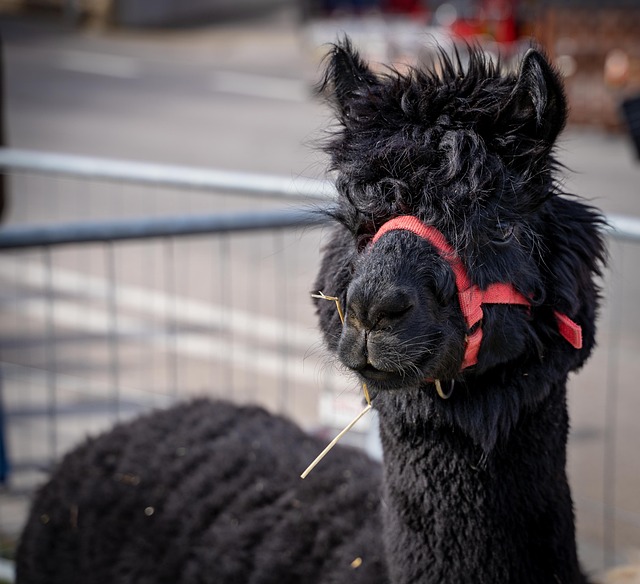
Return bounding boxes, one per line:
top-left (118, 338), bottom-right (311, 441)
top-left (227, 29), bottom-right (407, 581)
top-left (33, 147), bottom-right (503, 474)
top-left (371, 216), bottom-right (583, 373)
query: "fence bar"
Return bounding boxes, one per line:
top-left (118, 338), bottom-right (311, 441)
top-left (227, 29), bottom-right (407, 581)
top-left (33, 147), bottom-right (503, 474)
top-left (0, 148), bottom-right (336, 201)
top-left (0, 208), bottom-right (329, 249)
top-left (606, 213), bottom-right (640, 242)
top-left (1, 148), bottom-right (640, 243)
top-left (1, 209), bottom-right (639, 250)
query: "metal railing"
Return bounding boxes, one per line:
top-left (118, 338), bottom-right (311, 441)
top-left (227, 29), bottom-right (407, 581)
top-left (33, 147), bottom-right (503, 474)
top-left (0, 149), bottom-right (638, 576)
top-left (0, 148), bottom-right (638, 242)
top-left (0, 148), bottom-right (336, 200)
top-left (0, 207), bottom-right (327, 249)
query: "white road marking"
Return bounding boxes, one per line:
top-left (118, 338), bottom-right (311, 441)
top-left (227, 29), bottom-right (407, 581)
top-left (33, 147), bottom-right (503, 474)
top-left (56, 51), bottom-right (140, 79)
top-left (210, 71), bottom-right (309, 102)
top-left (53, 52), bottom-right (308, 102)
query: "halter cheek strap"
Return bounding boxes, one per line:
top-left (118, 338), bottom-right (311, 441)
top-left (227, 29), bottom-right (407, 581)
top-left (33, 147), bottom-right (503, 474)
top-left (371, 215), bottom-right (582, 372)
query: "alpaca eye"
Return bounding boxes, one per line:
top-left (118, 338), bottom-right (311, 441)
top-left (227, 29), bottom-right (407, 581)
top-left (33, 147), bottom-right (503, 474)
top-left (382, 305), bottom-right (412, 320)
top-left (376, 305), bottom-right (412, 328)
top-left (492, 223), bottom-right (516, 245)
top-left (356, 233), bottom-right (373, 252)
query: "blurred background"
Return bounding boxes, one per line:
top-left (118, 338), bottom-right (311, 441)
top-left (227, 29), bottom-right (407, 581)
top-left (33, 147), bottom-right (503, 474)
top-left (0, 0), bottom-right (639, 581)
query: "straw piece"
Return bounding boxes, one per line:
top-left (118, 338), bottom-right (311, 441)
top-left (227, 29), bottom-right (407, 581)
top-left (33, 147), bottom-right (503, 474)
top-left (300, 404), bottom-right (372, 479)
top-left (362, 382), bottom-right (371, 406)
top-left (304, 290), bottom-right (373, 478)
top-left (311, 292), bottom-right (370, 403)
top-left (311, 291), bottom-right (345, 325)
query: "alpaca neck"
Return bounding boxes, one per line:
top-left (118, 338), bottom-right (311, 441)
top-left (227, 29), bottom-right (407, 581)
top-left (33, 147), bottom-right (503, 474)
top-left (376, 382), bottom-right (587, 584)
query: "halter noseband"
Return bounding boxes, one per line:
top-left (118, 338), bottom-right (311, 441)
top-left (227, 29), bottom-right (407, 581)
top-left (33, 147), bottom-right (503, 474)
top-left (371, 216), bottom-right (582, 373)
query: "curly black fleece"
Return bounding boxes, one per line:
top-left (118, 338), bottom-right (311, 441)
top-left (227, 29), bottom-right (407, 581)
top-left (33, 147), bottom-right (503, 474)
top-left (17, 400), bottom-right (386, 584)
top-left (17, 40), bottom-right (606, 584)
top-left (313, 39), bottom-right (605, 583)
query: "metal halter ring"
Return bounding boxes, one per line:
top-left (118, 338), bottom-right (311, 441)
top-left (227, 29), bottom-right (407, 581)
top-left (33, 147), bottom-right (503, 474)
top-left (434, 379), bottom-right (455, 400)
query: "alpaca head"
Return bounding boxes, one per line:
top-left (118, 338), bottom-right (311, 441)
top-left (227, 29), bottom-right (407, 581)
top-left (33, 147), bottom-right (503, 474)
top-left (314, 39), bottom-right (605, 447)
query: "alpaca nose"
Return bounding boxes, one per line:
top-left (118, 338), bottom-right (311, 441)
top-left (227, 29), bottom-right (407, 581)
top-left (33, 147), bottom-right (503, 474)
top-left (345, 282), bottom-right (414, 332)
top-left (339, 281), bottom-right (415, 373)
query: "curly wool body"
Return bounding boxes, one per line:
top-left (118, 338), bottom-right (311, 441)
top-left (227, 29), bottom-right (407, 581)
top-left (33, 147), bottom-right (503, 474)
top-left (17, 399), bottom-right (387, 584)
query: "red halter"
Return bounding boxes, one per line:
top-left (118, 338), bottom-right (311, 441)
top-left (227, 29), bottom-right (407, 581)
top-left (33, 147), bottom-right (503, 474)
top-left (371, 216), bottom-right (582, 371)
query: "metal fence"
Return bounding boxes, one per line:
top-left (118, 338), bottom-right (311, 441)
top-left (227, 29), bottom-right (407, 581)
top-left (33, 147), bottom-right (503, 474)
top-left (0, 148), bottom-right (639, 577)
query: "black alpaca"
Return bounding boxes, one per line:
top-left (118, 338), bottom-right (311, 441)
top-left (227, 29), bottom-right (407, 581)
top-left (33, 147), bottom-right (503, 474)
top-left (16, 41), bottom-right (605, 583)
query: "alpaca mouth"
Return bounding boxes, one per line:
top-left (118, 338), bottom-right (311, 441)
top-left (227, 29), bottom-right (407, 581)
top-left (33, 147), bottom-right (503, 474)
top-left (353, 351), bottom-right (455, 391)
top-left (357, 364), bottom-right (401, 383)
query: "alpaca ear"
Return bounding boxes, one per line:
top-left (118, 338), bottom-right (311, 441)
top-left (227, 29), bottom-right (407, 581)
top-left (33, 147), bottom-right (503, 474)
top-left (498, 49), bottom-right (567, 148)
top-left (320, 37), bottom-right (378, 120)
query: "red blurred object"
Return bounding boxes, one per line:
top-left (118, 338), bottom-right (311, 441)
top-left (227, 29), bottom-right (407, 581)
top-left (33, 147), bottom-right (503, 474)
top-left (450, 0), bottom-right (518, 45)
top-left (384, 0), bottom-right (427, 17)
top-left (451, 19), bottom-right (483, 39)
